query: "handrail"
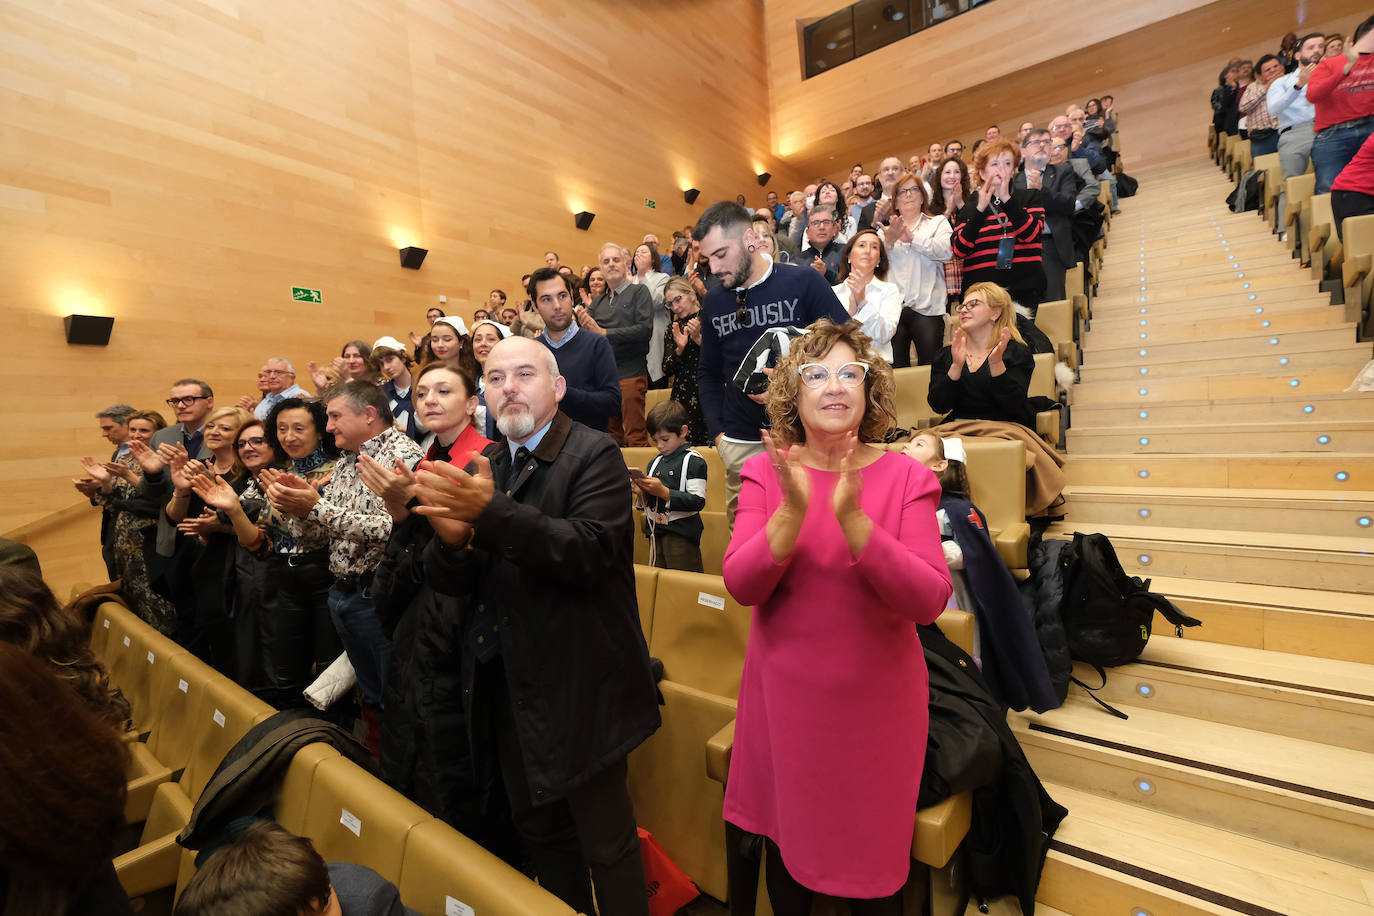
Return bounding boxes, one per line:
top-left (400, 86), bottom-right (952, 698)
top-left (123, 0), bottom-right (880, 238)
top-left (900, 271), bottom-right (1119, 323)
top-left (3, 500), bottom-right (98, 540)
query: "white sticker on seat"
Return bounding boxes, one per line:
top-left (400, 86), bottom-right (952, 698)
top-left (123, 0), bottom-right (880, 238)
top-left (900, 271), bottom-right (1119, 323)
top-left (340, 808), bottom-right (361, 837)
top-left (147, 650), bottom-right (155, 664)
top-left (178, 679), bottom-right (189, 693)
top-left (213, 709), bottom-right (225, 727)
top-left (123, 635), bottom-right (131, 646)
top-left (103, 618), bottom-right (111, 629)
top-left (697, 592), bottom-right (726, 610)
top-left (446, 898), bottom-right (474, 916)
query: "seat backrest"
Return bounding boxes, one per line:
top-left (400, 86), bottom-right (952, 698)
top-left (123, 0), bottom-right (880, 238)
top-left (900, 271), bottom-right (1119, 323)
top-left (1035, 299), bottom-right (1072, 354)
top-left (1065, 262), bottom-right (1085, 300)
top-left (961, 439), bottom-right (1027, 547)
top-left (112, 620), bottom-right (187, 735)
top-left (699, 510), bottom-right (729, 576)
top-left (273, 743), bottom-right (343, 835)
top-left (1342, 214), bottom-right (1374, 331)
top-left (1309, 193), bottom-right (1340, 269)
top-left (649, 569), bottom-right (752, 699)
top-left (1030, 352), bottom-right (1057, 400)
top-left (301, 756), bottom-right (433, 884)
top-left (1286, 172), bottom-right (1316, 226)
top-left (634, 564), bottom-right (659, 641)
top-left (146, 649), bottom-right (223, 770)
top-left (177, 673), bottom-right (275, 799)
top-left (892, 365), bottom-right (936, 429)
top-left (399, 818), bottom-right (575, 916)
top-left (90, 600), bottom-right (135, 664)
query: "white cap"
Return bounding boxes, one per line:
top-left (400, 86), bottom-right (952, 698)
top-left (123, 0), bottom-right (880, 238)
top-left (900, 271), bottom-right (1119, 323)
top-left (471, 318), bottom-right (511, 339)
top-left (431, 316), bottom-right (468, 337)
top-left (372, 335), bottom-right (408, 353)
top-left (941, 437), bottom-right (967, 463)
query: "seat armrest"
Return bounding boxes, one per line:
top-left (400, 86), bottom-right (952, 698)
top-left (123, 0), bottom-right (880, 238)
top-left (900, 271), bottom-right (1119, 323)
top-left (124, 742), bottom-right (173, 824)
top-left (705, 719), bottom-right (735, 785)
top-left (995, 522), bottom-right (1030, 570)
top-left (913, 792), bottom-right (973, 868)
top-left (114, 831), bottom-right (182, 899)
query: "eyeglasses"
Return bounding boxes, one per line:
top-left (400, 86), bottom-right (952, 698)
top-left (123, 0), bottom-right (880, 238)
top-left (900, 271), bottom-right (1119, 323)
top-left (735, 288), bottom-right (748, 326)
top-left (1026, 137), bottom-right (1052, 147)
top-left (809, 218), bottom-right (835, 227)
top-left (666, 293), bottom-right (691, 309)
top-left (237, 437), bottom-right (268, 449)
top-left (798, 362), bottom-right (869, 388)
top-left (166, 396), bottom-right (209, 407)
top-left (896, 186), bottom-right (923, 197)
top-left (262, 368), bottom-right (290, 376)
top-left (955, 300), bottom-right (985, 313)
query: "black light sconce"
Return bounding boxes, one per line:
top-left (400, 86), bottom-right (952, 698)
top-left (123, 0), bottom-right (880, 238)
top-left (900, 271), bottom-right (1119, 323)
top-left (574, 211), bottom-right (596, 231)
top-left (64, 314), bottom-right (114, 346)
top-left (399, 246), bottom-right (428, 269)
top-left (683, 188), bottom-right (700, 205)
top-left (757, 172), bottom-right (772, 186)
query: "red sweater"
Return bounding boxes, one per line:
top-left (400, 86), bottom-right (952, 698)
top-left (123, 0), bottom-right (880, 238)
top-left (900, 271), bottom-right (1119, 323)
top-left (952, 189), bottom-right (1046, 293)
top-left (1307, 53), bottom-right (1374, 133)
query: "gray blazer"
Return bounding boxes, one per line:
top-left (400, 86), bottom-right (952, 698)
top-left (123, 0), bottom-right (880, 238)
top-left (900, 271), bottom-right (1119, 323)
top-left (148, 423), bottom-right (212, 556)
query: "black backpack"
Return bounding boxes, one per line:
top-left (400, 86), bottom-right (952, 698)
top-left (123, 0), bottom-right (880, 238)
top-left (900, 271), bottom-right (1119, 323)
top-left (1058, 532), bottom-right (1201, 717)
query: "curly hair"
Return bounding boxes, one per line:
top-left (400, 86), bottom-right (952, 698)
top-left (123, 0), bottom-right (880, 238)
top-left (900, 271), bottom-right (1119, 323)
top-left (928, 157), bottom-right (970, 218)
top-left (972, 138), bottom-right (1022, 176)
top-left (765, 319), bottom-right (897, 447)
top-left (0, 567), bottom-right (131, 732)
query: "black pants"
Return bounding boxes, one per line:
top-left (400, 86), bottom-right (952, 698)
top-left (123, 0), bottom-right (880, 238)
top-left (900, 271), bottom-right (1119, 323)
top-left (1332, 189), bottom-right (1374, 241)
top-left (891, 309), bottom-right (945, 368)
top-left (1042, 238), bottom-right (1067, 302)
top-left (1009, 286), bottom-right (1042, 318)
top-left (761, 836), bottom-right (903, 916)
top-left (256, 551), bottom-right (332, 708)
top-left (480, 657), bottom-right (649, 916)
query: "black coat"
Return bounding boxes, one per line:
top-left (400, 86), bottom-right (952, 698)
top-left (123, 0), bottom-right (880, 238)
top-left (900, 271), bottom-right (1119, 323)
top-left (422, 411), bottom-right (661, 803)
top-left (1014, 163), bottom-right (1082, 272)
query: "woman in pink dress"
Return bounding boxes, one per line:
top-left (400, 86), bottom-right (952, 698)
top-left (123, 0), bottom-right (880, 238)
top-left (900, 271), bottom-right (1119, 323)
top-left (722, 319), bottom-right (951, 913)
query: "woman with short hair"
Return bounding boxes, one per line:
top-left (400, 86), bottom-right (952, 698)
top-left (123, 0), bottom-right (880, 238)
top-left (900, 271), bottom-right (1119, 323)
top-left (881, 171), bottom-right (953, 367)
top-left (659, 276), bottom-right (710, 445)
top-left (951, 140), bottom-right (1046, 313)
top-left (722, 318), bottom-right (950, 915)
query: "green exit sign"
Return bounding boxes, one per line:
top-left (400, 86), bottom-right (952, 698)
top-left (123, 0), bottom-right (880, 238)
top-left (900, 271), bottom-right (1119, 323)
top-left (643, 198), bottom-right (656, 209)
top-left (291, 286), bottom-right (322, 303)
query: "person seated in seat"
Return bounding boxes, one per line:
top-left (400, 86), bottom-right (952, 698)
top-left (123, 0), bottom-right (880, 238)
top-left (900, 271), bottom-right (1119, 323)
top-left (927, 282), bottom-right (1066, 517)
top-left (174, 820), bottom-right (419, 916)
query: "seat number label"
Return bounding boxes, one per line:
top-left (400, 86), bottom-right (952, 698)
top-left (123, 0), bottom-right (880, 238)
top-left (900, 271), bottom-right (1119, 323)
top-left (697, 592), bottom-right (726, 610)
top-left (446, 898), bottom-right (474, 916)
top-left (213, 709), bottom-right (226, 727)
top-left (340, 808), bottom-right (361, 837)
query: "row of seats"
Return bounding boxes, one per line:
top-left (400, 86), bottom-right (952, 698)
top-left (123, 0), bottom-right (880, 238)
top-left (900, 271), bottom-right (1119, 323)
top-left (625, 436), bottom-right (1030, 571)
top-left (89, 601), bottom-right (572, 915)
top-left (625, 564), bottom-right (976, 909)
top-left (1216, 130), bottom-right (1374, 340)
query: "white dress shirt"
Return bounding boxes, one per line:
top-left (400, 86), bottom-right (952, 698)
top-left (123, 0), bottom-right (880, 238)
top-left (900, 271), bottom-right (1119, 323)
top-left (832, 275), bottom-right (903, 361)
top-left (883, 213), bottom-right (954, 317)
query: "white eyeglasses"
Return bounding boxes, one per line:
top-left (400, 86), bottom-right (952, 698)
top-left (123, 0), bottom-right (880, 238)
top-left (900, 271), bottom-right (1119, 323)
top-left (798, 362), bottom-right (869, 388)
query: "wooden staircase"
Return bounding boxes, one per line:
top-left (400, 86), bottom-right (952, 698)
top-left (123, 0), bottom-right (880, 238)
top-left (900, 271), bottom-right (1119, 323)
top-left (1015, 158), bottom-right (1374, 915)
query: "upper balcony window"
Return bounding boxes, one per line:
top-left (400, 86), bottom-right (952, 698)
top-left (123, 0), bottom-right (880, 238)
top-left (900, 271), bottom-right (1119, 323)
top-left (802, 0), bottom-right (985, 78)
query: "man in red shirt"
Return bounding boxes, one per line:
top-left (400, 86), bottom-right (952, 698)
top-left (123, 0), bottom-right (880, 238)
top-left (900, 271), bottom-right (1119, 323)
top-left (1307, 14), bottom-right (1374, 193)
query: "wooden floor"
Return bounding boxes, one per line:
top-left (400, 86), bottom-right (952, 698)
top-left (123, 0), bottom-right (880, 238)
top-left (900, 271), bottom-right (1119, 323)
top-left (1021, 159), bottom-right (1374, 915)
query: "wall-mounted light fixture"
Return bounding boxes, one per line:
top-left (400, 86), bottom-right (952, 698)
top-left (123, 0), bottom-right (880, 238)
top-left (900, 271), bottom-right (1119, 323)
top-left (399, 246), bottom-right (428, 269)
top-left (64, 314), bottom-right (114, 346)
top-left (574, 211), bottom-right (596, 231)
top-left (756, 172), bottom-right (772, 186)
top-left (683, 188), bottom-right (700, 205)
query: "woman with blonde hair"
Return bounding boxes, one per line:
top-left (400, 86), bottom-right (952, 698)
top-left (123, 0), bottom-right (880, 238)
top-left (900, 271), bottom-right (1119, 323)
top-left (926, 282), bottom-right (1065, 515)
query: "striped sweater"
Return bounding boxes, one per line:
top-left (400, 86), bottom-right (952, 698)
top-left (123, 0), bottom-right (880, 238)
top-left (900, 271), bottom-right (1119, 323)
top-left (951, 189), bottom-right (1046, 294)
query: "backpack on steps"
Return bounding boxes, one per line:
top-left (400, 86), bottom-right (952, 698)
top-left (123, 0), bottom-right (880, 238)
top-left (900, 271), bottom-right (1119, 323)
top-left (1057, 532), bottom-right (1202, 717)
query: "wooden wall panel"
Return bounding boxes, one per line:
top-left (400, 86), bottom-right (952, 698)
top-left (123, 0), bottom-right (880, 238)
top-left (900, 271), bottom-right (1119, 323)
top-left (0, 0), bottom-right (805, 534)
top-left (766, 0), bottom-right (1369, 179)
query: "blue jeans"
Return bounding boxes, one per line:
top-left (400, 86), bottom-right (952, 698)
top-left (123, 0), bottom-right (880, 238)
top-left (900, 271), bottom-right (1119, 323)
top-left (327, 583), bottom-right (390, 707)
top-left (1312, 116), bottom-right (1374, 194)
top-left (1249, 130), bottom-right (1279, 157)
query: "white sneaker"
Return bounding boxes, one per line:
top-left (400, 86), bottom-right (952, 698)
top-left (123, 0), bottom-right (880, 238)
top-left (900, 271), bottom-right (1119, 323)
top-left (1279, 231), bottom-right (1288, 243)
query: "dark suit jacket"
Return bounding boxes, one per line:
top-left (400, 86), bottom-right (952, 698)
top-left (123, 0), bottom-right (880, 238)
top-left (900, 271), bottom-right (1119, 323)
top-left (422, 411), bottom-right (661, 801)
top-left (148, 423), bottom-right (212, 556)
top-left (1014, 163), bottom-right (1083, 269)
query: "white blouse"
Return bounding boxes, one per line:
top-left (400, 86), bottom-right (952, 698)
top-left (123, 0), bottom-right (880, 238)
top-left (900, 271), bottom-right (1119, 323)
top-left (831, 275), bottom-right (904, 362)
top-left (883, 212), bottom-right (953, 317)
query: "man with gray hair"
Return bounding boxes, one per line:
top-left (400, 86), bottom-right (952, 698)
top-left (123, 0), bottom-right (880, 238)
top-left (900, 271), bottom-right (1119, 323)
top-left (265, 379), bottom-right (423, 745)
top-left (1014, 127), bottom-right (1087, 303)
top-left (576, 241), bottom-right (653, 446)
top-left (254, 357), bottom-right (309, 421)
top-left (799, 204), bottom-right (844, 283)
top-left (81, 404), bottom-right (136, 577)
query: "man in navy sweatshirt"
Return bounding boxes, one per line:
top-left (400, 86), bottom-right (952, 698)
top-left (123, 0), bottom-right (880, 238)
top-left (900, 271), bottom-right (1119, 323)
top-left (528, 267), bottom-right (621, 432)
top-left (693, 200), bottom-right (851, 528)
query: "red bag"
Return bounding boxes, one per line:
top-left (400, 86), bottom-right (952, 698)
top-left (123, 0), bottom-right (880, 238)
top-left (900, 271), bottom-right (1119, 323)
top-left (639, 827), bottom-right (699, 916)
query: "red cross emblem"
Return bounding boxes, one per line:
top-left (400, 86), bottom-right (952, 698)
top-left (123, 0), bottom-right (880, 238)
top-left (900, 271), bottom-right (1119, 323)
top-left (967, 508), bottom-right (984, 530)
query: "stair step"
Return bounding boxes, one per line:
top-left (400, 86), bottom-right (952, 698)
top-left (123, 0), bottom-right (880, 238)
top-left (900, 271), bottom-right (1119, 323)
top-left (1083, 309), bottom-right (1350, 346)
top-left (1010, 696), bottom-right (1374, 868)
top-left (1066, 452), bottom-right (1371, 491)
top-left (1091, 298), bottom-right (1338, 332)
top-left (1094, 279), bottom-right (1324, 311)
top-left (1044, 521), bottom-right (1373, 592)
top-left (1079, 345), bottom-right (1370, 381)
top-left (1074, 638), bottom-right (1374, 752)
top-left (1039, 783), bottom-right (1374, 916)
top-left (1139, 576), bottom-right (1374, 666)
top-left (1063, 484), bottom-right (1374, 535)
top-left (1098, 259), bottom-right (1309, 291)
top-left (1071, 366), bottom-right (1358, 404)
top-left (1080, 325), bottom-right (1364, 368)
top-left (1067, 420), bottom-right (1374, 454)
top-left (1068, 391), bottom-right (1374, 426)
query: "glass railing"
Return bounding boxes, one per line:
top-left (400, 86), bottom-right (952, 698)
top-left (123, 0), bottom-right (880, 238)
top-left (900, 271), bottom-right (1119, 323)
top-left (802, 0), bottom-right (994, 79)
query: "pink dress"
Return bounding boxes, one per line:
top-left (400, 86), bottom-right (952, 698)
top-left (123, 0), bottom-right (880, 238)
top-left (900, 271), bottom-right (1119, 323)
top-left (721, 449), bottom-right (951, 898)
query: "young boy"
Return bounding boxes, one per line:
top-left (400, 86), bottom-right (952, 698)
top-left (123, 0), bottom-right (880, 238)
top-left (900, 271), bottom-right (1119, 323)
top-left (633, 400), bottom-right (708, 572)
